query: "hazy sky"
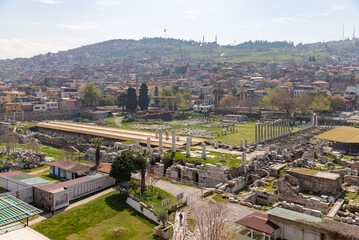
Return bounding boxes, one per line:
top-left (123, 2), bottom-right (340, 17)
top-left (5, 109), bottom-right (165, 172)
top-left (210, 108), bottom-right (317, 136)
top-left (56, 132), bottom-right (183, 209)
top-left (0, 0), bottom-right (359, 59)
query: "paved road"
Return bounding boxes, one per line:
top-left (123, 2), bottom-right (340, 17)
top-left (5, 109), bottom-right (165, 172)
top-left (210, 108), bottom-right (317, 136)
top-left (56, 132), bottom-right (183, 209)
top-left (29, 186), bottom-right (119, 226)
top-left (154, 179), bottom-right (201, 198)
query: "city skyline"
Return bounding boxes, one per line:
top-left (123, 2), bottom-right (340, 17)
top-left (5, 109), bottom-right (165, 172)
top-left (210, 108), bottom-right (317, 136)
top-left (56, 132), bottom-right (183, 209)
top-left (0, 0), bottom-right (359, 59)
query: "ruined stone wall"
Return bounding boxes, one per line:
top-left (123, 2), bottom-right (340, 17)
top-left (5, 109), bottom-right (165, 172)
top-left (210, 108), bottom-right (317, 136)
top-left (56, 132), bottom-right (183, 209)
top-left (165, 163), bottom-right (226, 187)
top-left (0, 109), bottom-right (83, 122)
top-left (253, 189), bottom-right (280, 206)
top-left (287, 171), bottom-right (342, 195)
top-left (281, 193), bottom-right (330, 213)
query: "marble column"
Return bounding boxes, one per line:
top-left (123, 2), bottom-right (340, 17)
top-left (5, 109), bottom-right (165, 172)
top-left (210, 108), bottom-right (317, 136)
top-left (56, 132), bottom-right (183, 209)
top-left (201, 142), bottom-right (206, 160)
top-left (255, 123), bottom-right (258, 143)
top-left (240, 139), bottom-right (243, 149)
top-left (13, 112), bottom-right (15, 121)
top-left (269, 123), bottom-right (272, 140)
top-left (260, 124), bottom-right (263, 142)
top-left (172, 130), bottom-right (176, 153)
top-left (242, 153), bottom-right (246, 166)
top-left (263, 124), bottom-right (267, 142)
top-left (22, 111), bottom-right (24, 121)
top-left (267, 124), bottom-right (270, 141)
top-left (166, 131), bottom-right (169, 140)
top-left (155, 130), bottom-right (159, 139)
top-left (245, 139), bottom-right (247, 148)
top-left (186, 137), bottom-right (191, 158)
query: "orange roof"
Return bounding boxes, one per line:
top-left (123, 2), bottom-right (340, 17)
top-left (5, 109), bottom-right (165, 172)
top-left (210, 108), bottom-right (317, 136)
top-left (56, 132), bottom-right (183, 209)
top-left (97, 163), bottom-right (112, 174)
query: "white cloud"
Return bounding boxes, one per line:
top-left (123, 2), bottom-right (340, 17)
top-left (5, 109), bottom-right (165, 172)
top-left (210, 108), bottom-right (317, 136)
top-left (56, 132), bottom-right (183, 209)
top-left (272, 17), bottom-right (293, 23)
top-left (34, 0), bottom-right (63, 4)
top-left (320, 5), bottom-right (346, 16)
top-left (0, 38), bottom-right (61, 59)
top-left (182, 10), bottom-right (199, 20)
top-left (55, 22), bottom-right (99, 30)
top-left (95, 0), bottom-right (121, 7)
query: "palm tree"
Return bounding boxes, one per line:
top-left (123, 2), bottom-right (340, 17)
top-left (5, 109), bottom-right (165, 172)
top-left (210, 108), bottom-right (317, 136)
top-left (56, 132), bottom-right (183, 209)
top-left (134, 149), bottom-right (153, 192)
top-left (91, 137), bottom-right (103, 168)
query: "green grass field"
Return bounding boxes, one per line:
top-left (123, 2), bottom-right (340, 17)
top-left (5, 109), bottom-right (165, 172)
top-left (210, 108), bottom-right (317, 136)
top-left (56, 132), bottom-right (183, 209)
top-left (33, 191), bottom-right (156, 240)
top-left (132, 186), bottom-right (176, 214)
top-left (164, 149), bottom-right (242, 169)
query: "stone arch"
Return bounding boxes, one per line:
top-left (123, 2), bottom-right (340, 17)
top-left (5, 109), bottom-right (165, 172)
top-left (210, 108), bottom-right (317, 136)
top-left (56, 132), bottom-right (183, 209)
top-left (192, 171), bottom-right (199, 183)
top-left (176, 167), bottom-right (181, 179)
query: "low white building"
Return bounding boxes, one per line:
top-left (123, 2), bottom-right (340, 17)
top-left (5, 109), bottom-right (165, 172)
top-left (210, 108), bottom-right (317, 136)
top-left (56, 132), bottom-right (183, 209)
top-left (193, 104), bottom-right (213, 113)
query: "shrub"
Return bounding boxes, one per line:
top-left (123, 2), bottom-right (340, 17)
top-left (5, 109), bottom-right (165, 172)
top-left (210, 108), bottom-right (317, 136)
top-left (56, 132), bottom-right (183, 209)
top-left (157, 192), bottom-right (162, 199)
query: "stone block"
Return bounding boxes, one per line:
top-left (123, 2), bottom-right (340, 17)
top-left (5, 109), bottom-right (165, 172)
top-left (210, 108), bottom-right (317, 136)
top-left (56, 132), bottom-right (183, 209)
top-left (311, 210), bottom-right (322, 218)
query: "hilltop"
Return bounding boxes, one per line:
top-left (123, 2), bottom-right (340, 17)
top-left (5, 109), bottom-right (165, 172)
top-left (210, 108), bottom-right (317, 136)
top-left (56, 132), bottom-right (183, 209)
top-left (1, 37), bottom-right (359, 69)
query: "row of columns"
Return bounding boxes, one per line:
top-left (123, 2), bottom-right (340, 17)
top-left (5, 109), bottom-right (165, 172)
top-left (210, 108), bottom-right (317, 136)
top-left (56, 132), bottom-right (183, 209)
top-left (255, 119), bottom-right (290, 143)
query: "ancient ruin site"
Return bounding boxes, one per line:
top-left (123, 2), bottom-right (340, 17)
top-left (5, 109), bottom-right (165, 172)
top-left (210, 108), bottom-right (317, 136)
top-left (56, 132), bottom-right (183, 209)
top-left (0, 109), bottom-right (356, 240)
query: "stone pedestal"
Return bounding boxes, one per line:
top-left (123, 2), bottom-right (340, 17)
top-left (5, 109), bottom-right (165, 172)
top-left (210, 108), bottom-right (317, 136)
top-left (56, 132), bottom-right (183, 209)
top-left (201, 142), bottom-right (206, 160)
top-left (136, 139), bottom-right (140, 146)
top-left (220, 154), bottom-right (225, 162)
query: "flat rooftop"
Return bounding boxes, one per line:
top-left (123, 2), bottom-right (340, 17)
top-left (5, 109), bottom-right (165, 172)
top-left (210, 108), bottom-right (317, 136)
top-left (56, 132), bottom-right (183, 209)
top-left (267, 207), bottom-right (322, 223)
top-left (36, 121), bottom-right (204, 148)
top-left (0, 172), bottom-right (53, 187)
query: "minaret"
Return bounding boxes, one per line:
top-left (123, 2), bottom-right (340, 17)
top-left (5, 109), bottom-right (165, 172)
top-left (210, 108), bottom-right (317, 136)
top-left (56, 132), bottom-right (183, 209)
top-left (215, 35), bottom-right (217, 44)
top-left (202, 35), bottom-right (205, 44)
top-left (136, 76), bottom-right (139, 96)
top-left (343, 24), bottom-right (345, 40)
top-left (353, 25), bottom-right (356, 39)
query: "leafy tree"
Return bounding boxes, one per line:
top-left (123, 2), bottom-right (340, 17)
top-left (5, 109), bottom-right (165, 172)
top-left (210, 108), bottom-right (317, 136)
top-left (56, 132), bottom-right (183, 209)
top-left (118, 92), bottom-right (128, 111)
top-left (220, 95), bottom-right (237, 108)
top-left (328, 95), bottom-right (345, 111)
top-left (231, 88), bottom-right (237, 96)
top-left (99, 94), bottom-right (117, 106)
top-left (161, 87), bottom-right (174, 110)
top-left (199, 92), bottom-right (205, 100)
top-left (296, 93), bottom-right (312, 114)
top-left (176, 92), bottom-right (189, 110)
top-left (157, 210), bottom-right (168, 228)
top-left (212, 87), bottom-right (225, 106)
top-left (258, 87), bottom-right (284, 110)
top-left (278, 95), bottom-right (295, 115)
top-left (175, 66), bottom-right (188, 75)
top-left (82, 83), bottom-right (101, 106)
top-left (162, 68), bottom-right (170, 76)
top-left (154, 86), bottom-right (160, 107)
top-left (126, 87), bottom-right (137, 112)
top-left (182, 92), bottom-right (192, 106)
top-left (138, 83), bottom-right (150, 110)
top-left (311, 94), bottom-right (331, 113)
top-left (91, 137), bottom-right (103, 167)
top-left (110, 150), bottom-right (135, 187)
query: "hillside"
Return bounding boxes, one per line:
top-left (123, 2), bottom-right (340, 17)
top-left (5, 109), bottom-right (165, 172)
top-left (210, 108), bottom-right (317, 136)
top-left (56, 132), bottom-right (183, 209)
top-left (1, 37), bottom-right (359, 69)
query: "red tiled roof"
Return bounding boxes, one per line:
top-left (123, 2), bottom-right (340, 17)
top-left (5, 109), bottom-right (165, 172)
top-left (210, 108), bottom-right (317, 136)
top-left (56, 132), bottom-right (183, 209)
top-left (49, 160), bottom-right (76, 169)
top-left (0, 171), bottom-right (24, 177)
top-left (235, 212), bottom-right (278, 235)
top-left (36, 176), bottom-right (93, 192)
top-left (97, 163), bottom-right (112, 174)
